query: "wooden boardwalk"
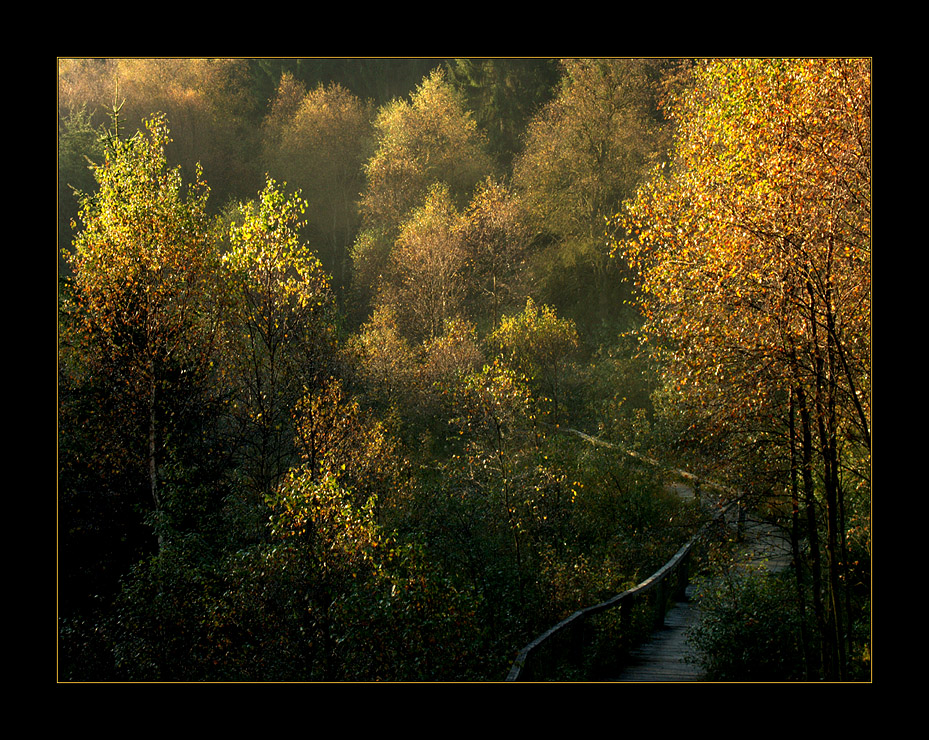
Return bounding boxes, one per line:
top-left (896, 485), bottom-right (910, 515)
top-left (612, 587), bottom-right (705, 682)
top-left (506, 430), bottom-right (796, 682)
top-left (611, 514), bottom-right (792, 682)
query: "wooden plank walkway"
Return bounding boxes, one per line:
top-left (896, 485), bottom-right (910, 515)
top-left (610, 514), bottom-right (792, 682)
top-left (612, 587), bottom-right (705, 682)
top-left (514, 429), bottom-right (794, 682)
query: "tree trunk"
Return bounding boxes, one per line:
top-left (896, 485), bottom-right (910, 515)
top-left (789, 389), bottom-right (814, 679)
top-left (809, 276), bottom-right (845, 680)
top-left (797, 384), bottom-right (824, 679)
top-left (149, 367), bottom-right (164, 550)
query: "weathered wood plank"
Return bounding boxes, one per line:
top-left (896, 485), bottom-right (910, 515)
top-left (613, 595), bottom-right (704, 682)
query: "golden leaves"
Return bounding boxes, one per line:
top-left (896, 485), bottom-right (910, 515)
top-left (615, 58), bottom-right (871, 446)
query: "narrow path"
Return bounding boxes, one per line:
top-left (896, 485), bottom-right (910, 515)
top-left (613, 586), bottom-right (704, 681)
top-left (539, 427), bottom-right (793, 682)
top-left (610, 513), bottom-right (792, 682)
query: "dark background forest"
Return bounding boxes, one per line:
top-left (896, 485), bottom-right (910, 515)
top-left (57, 58), bottom-right (871, 681)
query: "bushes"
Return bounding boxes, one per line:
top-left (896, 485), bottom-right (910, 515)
top-left (687, 568), bottom-right (808, 681)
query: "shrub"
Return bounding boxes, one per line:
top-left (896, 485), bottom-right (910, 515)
top-left (687, 568), bottom-right (807, 681)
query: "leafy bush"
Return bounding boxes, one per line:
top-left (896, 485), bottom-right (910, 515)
top-left (687, 568), bottom-right (808, 681)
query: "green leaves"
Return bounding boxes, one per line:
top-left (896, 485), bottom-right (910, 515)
top-left (220, 177), bottom-right (337, 502)
top-left (225, 177), bottom-right (330, 307)
top-left (489, 298), bottom-right (579, 422)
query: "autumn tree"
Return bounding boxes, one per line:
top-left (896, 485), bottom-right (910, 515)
top-left (345, 308), bottom-right (483, 436)
top-left (225, 452), bottom-right (484, 679)
top-left (618, 58), bottom-right (871, 679)
top-left (409, 316), bottom-right (486, 440)
top-left (351, 68), bottom-right (492, 319)
top-left (461, 177), bottom-right (533, 331)
top-left (290, 377), bottom-right (401, 514)
top-left (261, 77), bottom-right (374, 291)
top-left (378, 182), bottom-right (471, 343)
top-left (358, 176), bottom-right (525, 362)
top-left (489, 298), bottom-right (580, 424)
top-left (222, 177), bottom-right (337, 531)
top-left (343, 304), bottom-right (419, 412)
top-left (514, 58), bottom-right (683, 327)
top-left (419, 317), bottom-right (484, 399)
top-left (452, 360), bottom-right (540, 602)
top-left (235, 377), bottom-right (401, 678)
top-left (359, 67), bottom-right (492, 232)
top-left (262, 470), bottom-right (386, 679)
top-left (60, 114), bottom-right (227, 550)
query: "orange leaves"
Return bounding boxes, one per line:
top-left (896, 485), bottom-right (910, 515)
top-left (616, 58), bottom-right (871, 453)
top-left (65, 115), bottom-right (224, 375)
top-left (290, 376), bottom-right (399, 510)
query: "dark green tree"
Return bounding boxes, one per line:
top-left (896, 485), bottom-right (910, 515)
top-left (446, 58), bottom-right (559, 170)
top-left (513, 58), bottom-right (683, 329)
top-left (58, 107), bottom-right (104, 277)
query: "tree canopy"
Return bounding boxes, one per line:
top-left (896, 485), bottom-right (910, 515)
top-left (58, 58), bottom-right (871, 682)
top-left (618, 58), bottom-right (871, 679)
top-left (61, 114), bottom-right (227, 548)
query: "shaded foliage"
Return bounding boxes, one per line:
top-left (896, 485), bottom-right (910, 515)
top-left (687, 569), bottom-right (808, 681)
top-left (58, 58), bottom-right (868, 682)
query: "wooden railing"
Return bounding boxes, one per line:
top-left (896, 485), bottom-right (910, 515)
top-left (506, 499), bottom-right (736, 681)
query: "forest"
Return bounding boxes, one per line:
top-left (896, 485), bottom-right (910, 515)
top-left (57, 58), bottom-right (871, 682)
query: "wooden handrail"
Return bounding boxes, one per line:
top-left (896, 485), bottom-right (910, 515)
top-left (506, 500), bottom-right (736, 681)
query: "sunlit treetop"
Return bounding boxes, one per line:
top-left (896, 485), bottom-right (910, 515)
top-left (615, 58), bottom-right (871, 445)
top-left (66, 114), bottom-right (224, 372)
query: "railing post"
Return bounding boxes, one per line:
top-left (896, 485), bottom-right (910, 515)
top-left (620, 594), bottom-right (634, 655)
top-left (654, 579), bottom-right (667, 629)
top-left (675, 550), bottom-right (690, 601)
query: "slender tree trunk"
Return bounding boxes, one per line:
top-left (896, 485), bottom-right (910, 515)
top-left (494, 417), bottom-right (523, 604)
top-left (809, 276), bottom-right (845, 679)
top-left (149, 366), bottom-right (164, 550)
top-left (816, 392), bottom-right (844, 679)
top-left (789, 389), bottom-right (814, 679)
top-left (823, 257), bottom-right (861, 667)
top-left (797, 384), bottom-right (824, 679)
